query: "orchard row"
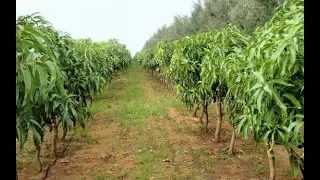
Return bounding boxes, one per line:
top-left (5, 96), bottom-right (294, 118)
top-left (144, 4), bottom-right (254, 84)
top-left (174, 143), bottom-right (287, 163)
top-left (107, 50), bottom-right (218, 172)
top-left (16, 14), bottom-right (132, 172)
top-left (134, 0), bottom-right (304, 179)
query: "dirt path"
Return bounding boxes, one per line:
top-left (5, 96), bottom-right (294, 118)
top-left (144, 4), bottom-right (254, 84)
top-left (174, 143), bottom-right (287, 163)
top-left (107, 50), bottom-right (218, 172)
top-left (17, 64), bottom-right (300, 180)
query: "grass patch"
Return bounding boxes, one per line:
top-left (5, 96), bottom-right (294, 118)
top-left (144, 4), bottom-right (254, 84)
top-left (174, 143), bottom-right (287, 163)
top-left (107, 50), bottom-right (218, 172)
top-left (189, 147), bottom-right (216, 173)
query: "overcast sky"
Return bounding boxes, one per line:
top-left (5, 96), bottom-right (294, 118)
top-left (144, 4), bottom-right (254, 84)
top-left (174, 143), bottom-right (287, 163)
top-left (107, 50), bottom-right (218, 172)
top-left (16, 0), bottom-right (196, 55)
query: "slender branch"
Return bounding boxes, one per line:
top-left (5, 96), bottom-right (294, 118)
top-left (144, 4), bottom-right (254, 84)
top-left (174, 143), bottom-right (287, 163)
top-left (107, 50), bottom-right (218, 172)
top-left (41, 137), bottom-right (73, 180)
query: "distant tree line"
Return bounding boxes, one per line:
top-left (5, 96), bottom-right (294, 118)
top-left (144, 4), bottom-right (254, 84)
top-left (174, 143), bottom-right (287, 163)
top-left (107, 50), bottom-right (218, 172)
top-left (142, 0), bottom-right (284, 50)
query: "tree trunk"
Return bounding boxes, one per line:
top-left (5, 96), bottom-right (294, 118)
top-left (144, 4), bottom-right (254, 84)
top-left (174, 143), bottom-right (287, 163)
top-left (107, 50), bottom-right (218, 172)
top-left (199, 104), bottom-right (204, 124)
top-left (52, 120), bottom-right (61, 157)
top-left (192, 105), bottom-right (198, 117)
top-left (33, 139), bottom-right (42, 173)
top-left (205, 105), bottom-right (209, 132)
top-left (267, 143), bottom-right (276, 180)
top-left (203, 104), bottom-right (209, 133)
top-left (48, 124), bottom-right (53, 132)
top-left (16, 167), bottom-right (18, 180)
top-left (61, 128), bottom-right (67, 142)
top-left (228, 129), bottom-right (236, 155)
top-left (214, 95), bottom-right (222, 143)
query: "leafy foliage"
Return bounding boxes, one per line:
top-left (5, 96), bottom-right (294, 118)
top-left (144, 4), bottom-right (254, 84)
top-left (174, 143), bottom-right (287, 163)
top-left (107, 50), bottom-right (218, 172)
top-left (169, 33), bottom-right (214, 107)
top-left (136, 0), bottom-right (303, 176)
top-left (16, 14), bottom-right (132, 149)
top-left (234, 0), bottom-right (304, 174)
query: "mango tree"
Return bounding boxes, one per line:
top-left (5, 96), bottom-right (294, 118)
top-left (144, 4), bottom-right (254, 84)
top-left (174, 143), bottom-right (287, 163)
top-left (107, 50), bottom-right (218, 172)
top-left (16, 14), bottom-right (68, 171)
top-left (169, 34), bottom-right (214, 132)
top-left (201, 25), bottom-right (249, 144)
top-left (230, 0), bottom-right (304, 179)
top-left (154, 41), bottom-right (175, 89)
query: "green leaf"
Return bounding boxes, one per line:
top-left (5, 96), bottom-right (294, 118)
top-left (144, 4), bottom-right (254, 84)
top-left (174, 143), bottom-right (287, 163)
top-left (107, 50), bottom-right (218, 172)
top-left (248, 48), bottom-right (255, 61)
top-left (288, 120), bottom-right (303, 132)
top-left (243, 121), bottom-right (249, 143)
top-left (31, 126), bottom-right (42, 145)
top-left (294, 114), bottom-right (304, 119)
top-left (266, 85), bottom-right (287, 113)
top-left (45, 61), bottom-right (57, 82)
top-left (37, 63), bottom-right (48, 85)
top-left (263, 129), bottom-right (273, 142)
top-left (30, 119), bottom-right (43, 130)
top-left (293, 121), bottom-right (304, 140)
top-left (71, 107), bottom-right (78, 121)
top-left (263, 83), bottom-right (272, 96)
top-left (249, 83), bottom-right (263, 92)
top-left (277, 129), bottom-right (287, 143)
top-left (236, 116), bottom-right (247, 134)
top-left (283, 93), bottom-right (302, 109)
top-left (21, 67), bottom-right (32, 98)
top-left (253, 72), bottom-right (265, 83)
top-left (269, 79), bottom-right (294, 87)
top-left (289, 44), bottom-right (296, 69)
top-left (18, 123), bottom-right (27, 149)
top-left (31, 89), bottom-right (38, 103)
top-left (16, 86), bottom-right (20, 101)
top-left (257, 89), bottom-right (264, 112)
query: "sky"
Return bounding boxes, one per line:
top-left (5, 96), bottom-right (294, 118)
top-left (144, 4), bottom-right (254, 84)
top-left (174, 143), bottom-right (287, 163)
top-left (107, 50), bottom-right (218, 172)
top-left (16, 0), bottom-right (196, 55)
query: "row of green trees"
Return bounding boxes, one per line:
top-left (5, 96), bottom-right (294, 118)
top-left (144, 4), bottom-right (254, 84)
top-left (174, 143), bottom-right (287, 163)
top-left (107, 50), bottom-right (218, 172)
top-left (16, 14), bottom-right (131, 175)
top-left (143, 0), bottom-right (285, 49)
top-left (135, 0), bottom-right (303, 179)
